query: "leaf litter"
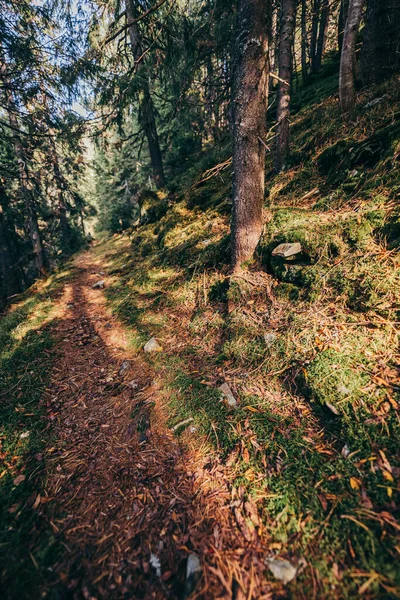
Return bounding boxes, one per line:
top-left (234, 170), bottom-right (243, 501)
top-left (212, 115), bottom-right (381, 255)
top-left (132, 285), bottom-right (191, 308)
top-left (31, 252), bottom-right (281, 599)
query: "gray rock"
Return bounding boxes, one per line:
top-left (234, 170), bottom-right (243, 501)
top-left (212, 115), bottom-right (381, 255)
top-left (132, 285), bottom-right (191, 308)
top-left (119, 360), bottom-right (131, 375)
top-left (326, 401), bottom-right (340, 416)
top-left (128, 379), bottom-right (139, 390)
top-left (266, 557), bottom-right (305, 585)
top-left (272, 242), bottom-right (302, 259)
top-left (264, 332), bottom-right (276, 347)
top-left (341, 444), bottom-right (350, 458)
top-left (184, 554), bottom-right (202, 598)
top-left (219, 383), bottom-right (237, 407)
top-left (143, 337), bottom-right (162, 353)
top-left (171, 417), bottom-right (194, 432)
top-left (92, 280), bottom-right (105, 289)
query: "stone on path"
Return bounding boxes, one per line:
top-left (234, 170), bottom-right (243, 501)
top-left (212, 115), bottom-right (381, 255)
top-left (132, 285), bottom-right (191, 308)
top-left (265, 556), bottom-right (305, 585)
top-left (272, 242), bottom-right (302, 259)
top-left (118, 360), bottom-right (131, 376)
top-left (219, 382), bottom-right (237, 407)
top-left (92, 280), bottom-right (105, 289)
top-left (184, 554), bottom-right (202, 598)
top-left (143, 337), bottom-right (162, 353)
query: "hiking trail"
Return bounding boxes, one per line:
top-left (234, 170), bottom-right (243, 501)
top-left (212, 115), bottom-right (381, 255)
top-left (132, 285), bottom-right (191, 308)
top-left (35, 250), bottom-right (275, 600)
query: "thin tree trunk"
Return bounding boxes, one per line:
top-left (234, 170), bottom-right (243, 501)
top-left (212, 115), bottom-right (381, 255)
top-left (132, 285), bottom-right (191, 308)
top-left (310, 0), bottom-right (321, 73)
top-left (338, 0), bottom-right (349, 53)
top-left (275, 0), bottom-right (296, 173)
top-left (314, 0), bottom-right (330, 72)
top-left (231, 0), bottom-right (270, 271)
top-left (301, 0), bottom-right (308, 83)
top-left (126, 0), bottom-right (166, 189)
top-left (339, 0), bottom-right (364, 112)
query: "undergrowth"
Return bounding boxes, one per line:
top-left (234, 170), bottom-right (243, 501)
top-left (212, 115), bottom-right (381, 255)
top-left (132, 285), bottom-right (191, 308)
top-left (0, 270), bottom-right (72, 597)
top-left (95, 71), bottom-right (400, 598)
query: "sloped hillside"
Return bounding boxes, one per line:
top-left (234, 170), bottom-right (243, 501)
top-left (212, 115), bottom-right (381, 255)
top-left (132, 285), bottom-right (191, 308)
top-left (92, 71), bottom-right (400, 597)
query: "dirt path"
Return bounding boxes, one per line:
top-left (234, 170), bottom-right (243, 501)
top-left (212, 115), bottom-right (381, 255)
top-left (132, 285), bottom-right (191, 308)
top-left (38, 251), bottom-right (275, 600)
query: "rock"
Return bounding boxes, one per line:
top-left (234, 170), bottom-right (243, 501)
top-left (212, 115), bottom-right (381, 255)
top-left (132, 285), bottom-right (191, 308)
top-left (13, 475), bottom-right (26, 486)
top-left (272, 242), bottom-right (302, 259)
top-left (143, 337), bottom-right (162, 353)
top-left (264, 332), bottom-right (276, 347)
top-left (326, 401), bottom-right (340, 416)
top-left (118, 360), bottom-right (131, 375)
top-left (265, 557), bottom-right (305, 585)
top-left (128, 379), bottom-right (139, 390)
top-left (150, 553), bottom-right (162, 578)
top-left (171, 417), bottom-right (194, 432)
top-left (19, 431), bottom-right (30, 439)
top-left (92, 280), bottom-right (105, 289)
top-left (219, 383), bottom-right (237, 407)
top-left (184, 554), bottom-right (202, 598)
top-left (341, 444), bottom-right (350, 458)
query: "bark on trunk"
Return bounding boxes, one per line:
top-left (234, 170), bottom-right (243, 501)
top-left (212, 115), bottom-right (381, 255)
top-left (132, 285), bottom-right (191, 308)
top-left (126, 0), bottom-right (166, 189)
top-left (231, 0), bottom-right (270, 272)
top-left (339, 0), bottom-right (364, 112)
top-left (314, 0), bottom-right (330, 72)
top-left (360, 0), bottom-right (400, 85)
top-left (275, 0), bottom-right (296, 173)
top-left (301, 0), bottom-right (308, 83)
top-left (338, 0), bottom-right (349, 53)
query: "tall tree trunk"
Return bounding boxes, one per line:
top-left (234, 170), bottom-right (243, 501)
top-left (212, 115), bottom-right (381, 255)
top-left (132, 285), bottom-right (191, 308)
top-left (275, 0), bottom-right (296, 173)
top-left (0, 54), bottom-right (46, 274)
top-left (360, 0), bottom-right (400, 85)
top-left (126, 0), bottom-right (166, 189)
top-left (339, 0), bottom-right (364, 112)
top-left (338, 0), bottom-right (349, 53)
top-left (301, 0), bottom-right (308, 83)
top-left (310, 0), bottom-right (321, 73)
top-left (314, 0), bottom-right (330, 72)
top-left (231, 0), bottom-right (270, 272)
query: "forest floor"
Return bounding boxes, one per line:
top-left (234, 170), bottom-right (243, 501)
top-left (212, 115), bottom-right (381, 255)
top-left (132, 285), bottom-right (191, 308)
top-left (1, 71), bottom-right (399, 599)
top-left (1, 250), bottom-right (283, 600)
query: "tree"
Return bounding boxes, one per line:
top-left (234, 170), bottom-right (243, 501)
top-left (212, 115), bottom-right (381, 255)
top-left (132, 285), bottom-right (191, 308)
top-left (338, 0), bottom-right (349, 53)
top-left (0, 195), bottom-right (23, 308)
top-left (275, 0), bottom-right (296, 173)
top-left (301, 0), bottom-right (309, 83)
top-left (0, 55), bottom-right (46, 274)
top-left (313, 0), bottom-right (330, 72)
top-left (339, 0), bottom-right (364, 112)
top-left (231, 0), bottom-right (271, 271)
top-left (309, 0), bottom-right (321, 73)
top-left (125, 0), bottom-right (166, 189)
top-left (310, 0), bottom-right (330, 74)
top-left (360, 0), bottom-right (400, 86)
